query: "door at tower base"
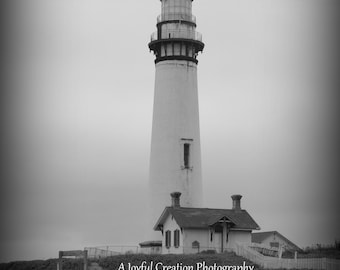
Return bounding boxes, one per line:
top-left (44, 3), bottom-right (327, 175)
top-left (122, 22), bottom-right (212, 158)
top-left (152, 194), bottom-right (260, 254)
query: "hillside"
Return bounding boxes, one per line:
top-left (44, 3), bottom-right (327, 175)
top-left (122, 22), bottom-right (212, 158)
top-left (0, 253), bottom-right (260, 270)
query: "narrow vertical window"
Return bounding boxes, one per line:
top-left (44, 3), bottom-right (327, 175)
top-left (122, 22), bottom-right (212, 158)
top-left (184, 143), bottom-right (190, 168)
top-left (165, 230), bottom-right (171, 248)
top-left (174, 229), bottom-right (180, 248)
top-left (181, 138), bottom-right (193, 170)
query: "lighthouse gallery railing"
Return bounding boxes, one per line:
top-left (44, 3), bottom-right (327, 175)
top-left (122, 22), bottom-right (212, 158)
top-left (150, 30), bottom-right (203, 42)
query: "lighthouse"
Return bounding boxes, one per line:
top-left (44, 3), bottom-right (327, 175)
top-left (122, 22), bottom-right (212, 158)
top-left (147, 0), bottom-right (204, 240)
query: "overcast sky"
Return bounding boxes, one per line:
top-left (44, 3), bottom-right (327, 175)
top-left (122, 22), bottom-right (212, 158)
top-left (1, 0), bottom-right (339, 263)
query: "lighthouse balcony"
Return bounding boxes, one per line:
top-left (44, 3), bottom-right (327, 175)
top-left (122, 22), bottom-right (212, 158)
top-left (150, 30), bottom-right (202, 42)
top-left (157, 13), bottom-right (196, 24)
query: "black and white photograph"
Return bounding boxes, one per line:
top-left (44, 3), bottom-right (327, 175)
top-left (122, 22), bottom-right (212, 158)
top-left (1, 0), bottom-right (339, 269)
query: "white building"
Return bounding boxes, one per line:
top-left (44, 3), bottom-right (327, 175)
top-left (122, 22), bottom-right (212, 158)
top-left (252, 231), bottom-right (302, 252)
top-left (152, 193), bottom-right (260, 254)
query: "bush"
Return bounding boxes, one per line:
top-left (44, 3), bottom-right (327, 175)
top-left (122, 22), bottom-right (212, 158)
top-left (200, 250), bottom-right (216, 254)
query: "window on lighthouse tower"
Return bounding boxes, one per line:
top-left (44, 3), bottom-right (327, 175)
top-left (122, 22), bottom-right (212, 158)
top-left (181, 138), bottom-right (193, 169)
top-left (184, 143), bottom-right (190, 169)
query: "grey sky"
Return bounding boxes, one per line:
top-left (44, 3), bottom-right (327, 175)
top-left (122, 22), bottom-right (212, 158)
top-left (1, 0), bottom-right (339, 263)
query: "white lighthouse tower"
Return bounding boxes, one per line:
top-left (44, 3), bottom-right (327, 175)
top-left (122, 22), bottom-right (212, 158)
top-left (147, 0), bottom-right (204, 240)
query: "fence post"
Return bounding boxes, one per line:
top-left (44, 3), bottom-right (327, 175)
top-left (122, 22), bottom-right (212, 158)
top-left (278, 246), bottom-right (282, 259)
top-left (83, 250), bottom-right (88, 270)
top-left (321, 258), bottom-right (326, 270)
top-left (58, 251), bottom-right (63, 270)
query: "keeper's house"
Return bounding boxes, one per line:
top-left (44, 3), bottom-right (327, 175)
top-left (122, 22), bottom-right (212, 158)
top-left (153, 192), bottom-right (260, 254)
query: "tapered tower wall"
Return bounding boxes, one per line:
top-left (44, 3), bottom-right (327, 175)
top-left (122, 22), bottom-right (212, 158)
top-left (147, 0), bottom-right (204, 241)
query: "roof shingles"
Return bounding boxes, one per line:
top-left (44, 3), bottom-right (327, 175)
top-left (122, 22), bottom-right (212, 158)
top-left (154, 207), bottom-right (260, 231)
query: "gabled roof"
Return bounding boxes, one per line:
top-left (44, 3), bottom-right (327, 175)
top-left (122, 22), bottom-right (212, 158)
top-left (252, 231), bottom-right (302, 251)
top-left (154, 207), bottom-right (260, 231)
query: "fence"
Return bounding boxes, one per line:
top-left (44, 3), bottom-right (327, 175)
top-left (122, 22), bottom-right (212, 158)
top-left (85, 245), bottom-right (235, 258)
top-left (235, 243), bottom-right (340, 270)
top-left (85, 244), bottom-right (340, 269)
top-left (249, 242), bottom-right (279, 257)
top-left (85, 246), bottom-right (139, 259)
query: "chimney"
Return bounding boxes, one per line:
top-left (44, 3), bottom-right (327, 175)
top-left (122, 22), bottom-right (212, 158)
top-left (170, 192), bottom-right (181, 208)
top-left (231, 194), bottom-right (242, 211)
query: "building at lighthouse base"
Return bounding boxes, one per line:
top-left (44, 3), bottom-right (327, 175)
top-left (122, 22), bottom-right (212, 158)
top-left (140, 193), bottom-right (260, 254)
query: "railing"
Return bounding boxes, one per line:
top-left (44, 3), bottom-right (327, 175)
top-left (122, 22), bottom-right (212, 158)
top-left (250, 243), bottom-right (279, 257)
top-left (85, 245), bottom-right (234, 258)
top-left (163, 246), bottom-right (234, 254)
top-left (235, 243), bottom-right (340, 270)
top-left (157, 13), bottom-right (196, 24)
top-left (85, 246), bottom-right (139, 259)
top-left (150, 30), bottom-right (203, 42)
